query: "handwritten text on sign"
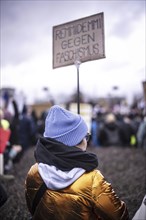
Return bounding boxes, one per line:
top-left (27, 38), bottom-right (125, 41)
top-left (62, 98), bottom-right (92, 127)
top-left (53, 12), bottom-right (105, 69)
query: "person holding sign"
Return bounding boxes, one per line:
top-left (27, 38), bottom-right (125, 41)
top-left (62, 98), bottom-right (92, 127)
top-left (25, 105), bottom-right (129, 220)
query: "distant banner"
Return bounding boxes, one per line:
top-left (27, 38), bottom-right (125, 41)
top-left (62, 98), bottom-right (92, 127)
top-left (53, 12), bottom-right (105, 69)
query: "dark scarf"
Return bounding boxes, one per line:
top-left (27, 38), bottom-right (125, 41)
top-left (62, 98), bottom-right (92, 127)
top-left (34, 137), bottom-right (98, 172)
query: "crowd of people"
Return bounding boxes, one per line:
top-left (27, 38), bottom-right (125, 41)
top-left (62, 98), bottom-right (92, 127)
top-left (90, 102), bottom-right (146, 150)
top-left (0, 98), bottom-right (38, 174)
top-left (0, 97), bottom-right (146, 175)
top-left (0, 96), bottom-right (146, 219)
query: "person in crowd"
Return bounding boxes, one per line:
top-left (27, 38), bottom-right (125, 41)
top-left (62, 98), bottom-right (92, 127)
top-left (30, 109), bottom-right (39, 145)
top-left (0, 108), bottom-right (10, 131)
top-left (9, 99), bottom-right (20, 148)
top-left (117, 115), bottom-right (136, 147)
top-left (90, 116), bottom-right (99, 147)
top-left (18, 104), bottom-right (36, 157)
top-left (137, 116), bottom-right (146, 150)
top-left (90, 112), bottom-right (103, 147)
top-left (3, 99), bottom-right (22, 171)
top-left (98, 113), bottom-right (122, 147)
top-left (0, 108), bottom-right (11, 175)
top-left (36, 110), bottom-right (48, 138)
top-left (25, 105), bottom-right (129, 220)
top-left (129, 113), bottom-right (142, 141)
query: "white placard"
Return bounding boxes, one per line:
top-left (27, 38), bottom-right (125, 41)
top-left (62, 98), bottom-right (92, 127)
top-left (53, 12), bottom-right (105, 68)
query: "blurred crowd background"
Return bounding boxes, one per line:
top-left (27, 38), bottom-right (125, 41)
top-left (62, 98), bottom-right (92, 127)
top-left (0, 86), bottom-right (146, 175)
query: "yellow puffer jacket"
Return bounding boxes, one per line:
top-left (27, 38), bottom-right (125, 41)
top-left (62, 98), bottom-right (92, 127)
top-left (25, 163), bottom-right (129, 220)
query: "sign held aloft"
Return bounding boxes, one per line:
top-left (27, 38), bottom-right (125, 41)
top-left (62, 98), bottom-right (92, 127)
top-left (53, 12), bottom-right (105, 69)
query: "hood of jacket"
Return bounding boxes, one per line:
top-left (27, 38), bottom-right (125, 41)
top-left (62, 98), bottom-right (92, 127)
top-left (38, 163), bottom-right (86, 190)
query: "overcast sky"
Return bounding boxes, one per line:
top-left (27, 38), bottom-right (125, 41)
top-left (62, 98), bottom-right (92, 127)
top-left (1, 0), bottom-right (145, 104)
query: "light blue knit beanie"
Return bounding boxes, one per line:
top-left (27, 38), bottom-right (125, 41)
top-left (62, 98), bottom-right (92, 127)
top-left (44, 105), bottom-right (88, 146)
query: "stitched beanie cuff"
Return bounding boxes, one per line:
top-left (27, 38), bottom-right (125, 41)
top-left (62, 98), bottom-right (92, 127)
top-left (43, 105), bottom-right (88, 146)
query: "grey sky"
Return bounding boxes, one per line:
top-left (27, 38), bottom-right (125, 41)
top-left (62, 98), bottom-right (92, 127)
top-left (1, 0), bottom-right (145, 104)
